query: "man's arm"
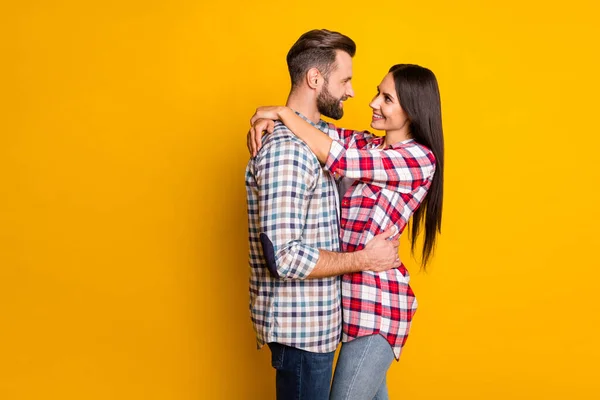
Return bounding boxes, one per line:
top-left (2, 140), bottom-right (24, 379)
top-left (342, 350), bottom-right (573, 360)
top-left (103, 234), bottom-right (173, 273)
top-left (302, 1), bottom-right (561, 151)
top-left (254, 136), bottom-right (399, 280)
top-left (307, 227), bottom-right (399, 279)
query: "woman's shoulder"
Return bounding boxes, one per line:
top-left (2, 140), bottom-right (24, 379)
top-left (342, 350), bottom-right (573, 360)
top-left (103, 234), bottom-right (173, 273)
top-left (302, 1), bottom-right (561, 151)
top-left (399, 140), bottom-right (435, 162)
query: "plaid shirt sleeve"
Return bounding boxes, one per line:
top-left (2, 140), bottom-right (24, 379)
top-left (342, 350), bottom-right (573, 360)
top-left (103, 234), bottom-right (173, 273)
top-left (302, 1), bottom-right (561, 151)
top-left (324, 136), bottom-right (436, 193)
top-left (326, 124), bottom-right (378, 142)
top-left (253, 137), bottom-right (321, 280)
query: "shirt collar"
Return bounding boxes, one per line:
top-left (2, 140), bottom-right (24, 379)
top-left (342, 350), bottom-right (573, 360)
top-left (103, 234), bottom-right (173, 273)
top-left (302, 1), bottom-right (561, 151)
top-left (372, 136), bottom-right (415, 149)
top-left (294, 111), bottom-right (329, 133)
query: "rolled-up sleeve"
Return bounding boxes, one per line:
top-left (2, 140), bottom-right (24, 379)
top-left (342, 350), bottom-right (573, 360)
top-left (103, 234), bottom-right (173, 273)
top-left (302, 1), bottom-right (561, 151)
top-left (253, 139), bottom-right (321, 280)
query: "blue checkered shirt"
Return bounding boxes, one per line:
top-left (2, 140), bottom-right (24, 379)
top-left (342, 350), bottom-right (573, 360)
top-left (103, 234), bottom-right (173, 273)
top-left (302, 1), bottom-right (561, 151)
top-left (245, 114), bottom-right (342, 353)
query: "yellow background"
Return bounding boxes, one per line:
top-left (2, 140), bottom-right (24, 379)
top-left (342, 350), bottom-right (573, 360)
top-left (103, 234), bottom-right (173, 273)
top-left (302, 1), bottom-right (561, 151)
top-left (2, 0), bottom-right (599, 399)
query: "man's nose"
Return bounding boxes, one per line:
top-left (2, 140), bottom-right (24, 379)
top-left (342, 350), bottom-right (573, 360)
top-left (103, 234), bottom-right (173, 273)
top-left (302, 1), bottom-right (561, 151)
top-left (347, 83), bottom-right (355, 98)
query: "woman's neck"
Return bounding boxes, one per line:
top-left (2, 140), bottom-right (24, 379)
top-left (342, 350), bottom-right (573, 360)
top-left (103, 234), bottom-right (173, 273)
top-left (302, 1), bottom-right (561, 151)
top-left (383, 129), bottom-right (411, 147)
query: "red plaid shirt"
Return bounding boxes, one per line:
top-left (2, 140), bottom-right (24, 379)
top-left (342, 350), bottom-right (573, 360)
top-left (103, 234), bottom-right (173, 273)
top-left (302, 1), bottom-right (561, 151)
top-left (325, 126), bottom-right (436, 359)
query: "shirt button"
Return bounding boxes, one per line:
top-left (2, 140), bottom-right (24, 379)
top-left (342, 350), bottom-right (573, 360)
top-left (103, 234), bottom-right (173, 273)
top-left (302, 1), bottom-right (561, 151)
top-left (342, 200), bottom-right (349, 206)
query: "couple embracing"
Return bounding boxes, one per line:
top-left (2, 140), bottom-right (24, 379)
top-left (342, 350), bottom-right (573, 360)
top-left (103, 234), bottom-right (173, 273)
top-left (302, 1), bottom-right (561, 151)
top-left (245, 29), bottom-right (444, 400)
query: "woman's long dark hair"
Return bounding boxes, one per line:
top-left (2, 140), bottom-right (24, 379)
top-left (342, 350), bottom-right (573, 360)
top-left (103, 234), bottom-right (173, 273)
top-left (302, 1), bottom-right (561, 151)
top-left (389, 64), bottom-right (444, 269)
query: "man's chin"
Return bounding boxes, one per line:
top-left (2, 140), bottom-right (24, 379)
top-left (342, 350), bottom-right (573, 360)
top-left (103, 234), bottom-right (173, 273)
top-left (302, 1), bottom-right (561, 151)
top-left (322, 110), bottom-right (344, 120)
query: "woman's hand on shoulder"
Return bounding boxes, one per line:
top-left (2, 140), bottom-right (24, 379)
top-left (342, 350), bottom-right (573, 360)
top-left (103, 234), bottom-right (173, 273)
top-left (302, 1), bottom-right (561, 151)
top-left (247, 118), bottom-right (274, 157)
top-left (250, 106), bottom-right (287, 126)
top-left (247, 106), bottom-right (288, 157)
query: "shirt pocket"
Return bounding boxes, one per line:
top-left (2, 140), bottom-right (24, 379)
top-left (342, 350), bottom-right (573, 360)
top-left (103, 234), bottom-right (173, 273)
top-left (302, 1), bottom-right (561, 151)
top-left (349, 183), bottom-right (382, 229)
top-left (359, 183), bottom-right (382, 201)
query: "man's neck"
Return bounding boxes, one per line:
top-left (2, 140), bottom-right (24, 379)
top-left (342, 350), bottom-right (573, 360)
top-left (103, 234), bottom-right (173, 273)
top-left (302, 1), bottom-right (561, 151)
top-left (286, 90), bottom-right (321, 124)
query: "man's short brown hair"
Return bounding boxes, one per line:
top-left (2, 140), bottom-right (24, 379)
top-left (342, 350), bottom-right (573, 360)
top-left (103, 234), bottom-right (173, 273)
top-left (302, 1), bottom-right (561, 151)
top-left (286, 29), bottom-right (356, 87)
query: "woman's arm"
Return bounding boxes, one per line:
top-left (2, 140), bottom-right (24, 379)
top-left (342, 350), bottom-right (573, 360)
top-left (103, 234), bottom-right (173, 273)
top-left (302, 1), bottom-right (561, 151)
top-left (275, 107), bottom-right (333, 163)
top-left (249, 106), bottom-right (333, 163)
top-left (325, 141), bottom-right (437, 191)
top-left (247, 106), bottom-right (377, 158)
top-left (251, 108), bottom-right (436, 191)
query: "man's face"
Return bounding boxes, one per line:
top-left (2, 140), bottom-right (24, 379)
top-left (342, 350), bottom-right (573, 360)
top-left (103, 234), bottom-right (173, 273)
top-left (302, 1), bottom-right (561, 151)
top-left (317, 51), bottom-right (354, 120)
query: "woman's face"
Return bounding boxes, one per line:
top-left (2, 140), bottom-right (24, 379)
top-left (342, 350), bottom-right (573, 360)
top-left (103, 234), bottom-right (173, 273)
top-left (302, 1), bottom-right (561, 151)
top-left (369, 73), bottom-right (410, 133)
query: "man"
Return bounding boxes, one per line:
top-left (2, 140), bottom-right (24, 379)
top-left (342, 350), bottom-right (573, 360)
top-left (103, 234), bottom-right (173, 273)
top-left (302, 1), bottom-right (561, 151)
top-left (245, 29), bottom-right (399, 399)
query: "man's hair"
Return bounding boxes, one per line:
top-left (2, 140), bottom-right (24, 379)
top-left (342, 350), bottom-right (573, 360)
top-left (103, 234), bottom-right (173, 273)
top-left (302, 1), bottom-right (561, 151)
top-left (286, 29), bottom-right (356, 87)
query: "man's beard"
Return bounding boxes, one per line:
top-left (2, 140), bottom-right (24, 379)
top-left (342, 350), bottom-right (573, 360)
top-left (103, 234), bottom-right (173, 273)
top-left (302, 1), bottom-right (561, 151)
top-left (317, 83), bottom-right (345, 120)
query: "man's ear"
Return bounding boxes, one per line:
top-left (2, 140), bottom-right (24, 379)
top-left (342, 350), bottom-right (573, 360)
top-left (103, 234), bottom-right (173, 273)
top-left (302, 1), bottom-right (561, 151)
top-left (306, 67), bottom-right (323, 90)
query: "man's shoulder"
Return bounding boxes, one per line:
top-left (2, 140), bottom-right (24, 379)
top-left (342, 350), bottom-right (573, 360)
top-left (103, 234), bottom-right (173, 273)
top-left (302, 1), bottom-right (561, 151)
top-left (260, 121), bottom-right (294, 143)
top-left (258, 122), bottom-right (318, 160)
top-left (248, 122), bottom-right (321, 183)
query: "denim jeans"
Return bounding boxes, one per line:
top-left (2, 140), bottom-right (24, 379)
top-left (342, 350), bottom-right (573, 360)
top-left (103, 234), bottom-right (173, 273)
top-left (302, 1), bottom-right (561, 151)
top-left (330, 334), bottom-right (395, 400)
top-left (268, 342), bottom-right (336, 400)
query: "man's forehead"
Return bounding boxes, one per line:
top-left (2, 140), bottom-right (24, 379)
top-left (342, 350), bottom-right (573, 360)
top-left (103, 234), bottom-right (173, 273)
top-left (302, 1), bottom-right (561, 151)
top-left (334, 50), bottom-right (353, 74)
top-left (335, 50), bottom-right (353, 65)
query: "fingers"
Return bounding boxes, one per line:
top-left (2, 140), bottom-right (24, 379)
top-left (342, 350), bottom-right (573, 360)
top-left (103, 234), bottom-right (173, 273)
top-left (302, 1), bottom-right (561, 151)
top-left (255, 119), bottom-right (274, 154)
top-left (254, 125), bottom-right (262, 157)
top-left (254, 135), bottom-right (260, 157)
top-left (250, 107), bottom-right (269, 126)
top-left (248, 120), bottom-right (270, 157)
top-left (247, 129), bottom-right (253, 156)
top-left (249, 110), bottom-right (276, 157)
top-left (376, 225), bottom-right (398, 240)
top-left (253, 127), bottom-right (260, 157)
top-left (250, 109), bottom-right (259, 126)
top-left (377, 255), bottom-right (401, 272)
top-left (376, 226), bottom-right (394, 239)
top-left (387, 225), bottom-right (399, 241)
top-left (256, 119), bottom-right (270, 133)
top-left (386, 255), bottom-right (400, 271)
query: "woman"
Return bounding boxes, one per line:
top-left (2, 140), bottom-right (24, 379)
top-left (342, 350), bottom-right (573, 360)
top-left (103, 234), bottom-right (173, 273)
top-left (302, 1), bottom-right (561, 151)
top-left (249, 64), bottom-right (444, 399)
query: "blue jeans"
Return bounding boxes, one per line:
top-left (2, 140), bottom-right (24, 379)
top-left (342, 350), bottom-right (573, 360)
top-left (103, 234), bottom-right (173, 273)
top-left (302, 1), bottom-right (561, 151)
top-left (330, 335), bottom-right (395, 400)
top-left (268, 342), bottom-right (335, 400)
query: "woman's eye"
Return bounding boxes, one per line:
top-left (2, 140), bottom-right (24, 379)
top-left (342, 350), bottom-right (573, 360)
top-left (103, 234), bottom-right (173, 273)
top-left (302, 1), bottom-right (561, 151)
top-left (385, 97), bottom-right (392, 103)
